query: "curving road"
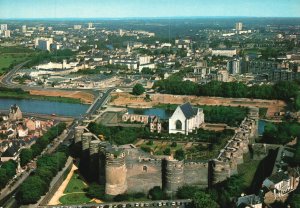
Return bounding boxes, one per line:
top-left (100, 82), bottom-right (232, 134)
top-left (0, 61), bottom-right (115, 207)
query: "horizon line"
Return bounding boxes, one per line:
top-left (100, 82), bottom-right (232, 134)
top-left (1, 15), bottom-right (300, 21)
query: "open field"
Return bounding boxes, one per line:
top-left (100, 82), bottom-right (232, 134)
top-left (0, 46), bottom-right (35, 74)
top-left (30, 90), bottom-right (95, 104)
top-left (110, 92), bottom-right (286, 118)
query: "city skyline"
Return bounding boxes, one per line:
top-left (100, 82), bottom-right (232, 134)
top-left (0, 0), bottom-right (300, 19)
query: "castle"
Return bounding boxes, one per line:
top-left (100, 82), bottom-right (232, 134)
top-left (74, 107), bottom-right (259, 196)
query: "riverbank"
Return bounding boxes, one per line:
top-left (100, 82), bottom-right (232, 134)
top-left (29, 89), bottom-right (95, 104)
top-left (0, 85), bottom-right (96, 104)
top-left (110, 92), bottom-right (286, 118)
top-left (0, 91), bottom-right (82, 104)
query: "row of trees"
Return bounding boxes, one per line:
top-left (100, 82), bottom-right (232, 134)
top-left (177, 175), bottom-right (246, 208)
top-left (262, 122), bottom-right (300, 145)
top-left (201, 106), bottom-right (248, 127)
top-left (154, 80), bottom-right (299, 101)
top-left (24, 49), bottom-right (76, 68)
top-left (0, 160), bottom-right (18, 189)
top-left (16, 151), bottom-right (68, 204)
top-left (19, 123), bottom-right (66, 167)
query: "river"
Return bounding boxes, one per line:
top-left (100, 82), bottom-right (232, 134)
top-left (0, 98), bottom-right (89, 117)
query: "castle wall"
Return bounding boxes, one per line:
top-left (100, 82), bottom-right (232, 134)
top-left (126, 159), bottom-right (162, 193)
top-left (183, 162), bottom-right (208, 188)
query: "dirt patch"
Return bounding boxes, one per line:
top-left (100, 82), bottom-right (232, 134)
top-left (30, 90), bottom-right (95, 104)
top-left (110, 93), bottom-right (286, 118)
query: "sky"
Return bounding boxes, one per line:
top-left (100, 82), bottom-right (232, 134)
top-left (0, 0), bottom-right (299, 19)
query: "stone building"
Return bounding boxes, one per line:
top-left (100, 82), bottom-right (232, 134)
top-left (169, 103), bottom-right (204, 135)
top-left (8, 104), bottom-right (22, 121)
top-left (122, 113), bottom-right (161, 133)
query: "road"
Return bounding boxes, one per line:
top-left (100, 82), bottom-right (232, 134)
top-left (0, 63), bottom-right (114, 207)
top-left (0, 61), bottom-right (29, 88)
top-left (39, 199), bottom-right (193, 208)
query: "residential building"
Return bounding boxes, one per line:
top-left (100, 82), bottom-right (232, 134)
top-left (212, 49), bottom-right (237, 57)
top-left (236, 194), bottom-right (262, 208)
top-left (74, 25), bottom-right (82, 30)
top-left (88, 22), bottom-right (94, 29)
top-left (227, 57), bottom-right (242, 74)
top-left (35, 37), bottom-right (53, 51)
top-left (139, 55), bottom-right (151, 65)
top-left (169, 103), bottom-right (204, 135)
top-left (0, 24), bottom-right (7, 31)
top-left (22, 25), bottom-right (27, 33)
top-left (262, 169), bottom-right (300, 200)
top-left (3, 30), bottom-right (10, 38)
top-left (8, 105), bottom-right (22, 121)
top-left (236, 22), bottom-right (243, 31)
top-left (267, 69), bottom-right (300, 82)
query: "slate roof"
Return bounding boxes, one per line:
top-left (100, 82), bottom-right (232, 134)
top-left (237, 194), bottom-right (261, 208)
top-left (179, 102), bottom-right (198, 119)
top-left (268, 171), bottom-right (290, 184)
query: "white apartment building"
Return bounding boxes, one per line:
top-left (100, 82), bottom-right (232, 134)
top-left (35, 37), bottom-right (53, 51)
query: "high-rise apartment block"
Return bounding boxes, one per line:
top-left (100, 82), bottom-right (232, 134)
top-left (74, 25), bottom-right (82, 30)
top-left (1, 24), bottom-right (8, 31)
top-left (35, 37), bottom-right (53, 51)
top-left (22, 25), bottom-right (27, 33)
top-left (235, 22), bottom-right (243, 31)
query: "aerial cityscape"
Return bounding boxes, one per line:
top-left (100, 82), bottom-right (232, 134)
top-left (1, 0), bottom-right (300, 208)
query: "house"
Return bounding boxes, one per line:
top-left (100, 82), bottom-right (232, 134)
top-left (169, 102), bottom-right (204, 135)
top-left (262, 169), bottom-right (300, 200)
top-left (8, 104), bottom-right (22, 121)
top-left (122, 113), bottom-right (162, 133)
top-left (236, 194), bottom-right (262, 208)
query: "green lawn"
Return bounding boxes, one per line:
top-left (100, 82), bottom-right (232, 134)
top-left (59, 193), bottom-right (91, 205)
top-left (237, 159), bottom-right (261, 189)
top-left (64, 172), bottom-right (88, 194)
top-left (0, 55), bottom-right (28, 74)
top-left (0, 46), bottom-right (38, 74)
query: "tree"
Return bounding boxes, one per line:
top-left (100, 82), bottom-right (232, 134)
top-left (177, 185), bottom-right (201, 199)
top-left (149, 186), bottom-right (164, 200)
top-left (16, 176), bottom-right (47, 204)
top-left (20, 149), bottom-right (33, 167)
top-left (163, 147), bottom-right (171, 155)
top-left (192, 191), bottom-right (219, 208)
top-left (174, 149), bottom-right (185, 161)
top-left (132, 83), bottom-right (145, 95)
top-left (0, 169), bottom-right (8, 189)
top-left (86, 183), bottom-right (105, 199)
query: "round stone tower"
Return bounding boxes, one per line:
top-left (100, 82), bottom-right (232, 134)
top-left (105, 147), bottom-right (127, 196)
top-left (89, 140), bottom-right (101, 181)
top-left (74, 126), bottom-right (85, 143)
top-left (99, 141), bottom-right (110, 185)
top-left (81, 132), bottom-right (93, 151)
top-left (164, 158), bottom-right (184, 195)
top-left (89, 140), bottom-right (100, 156)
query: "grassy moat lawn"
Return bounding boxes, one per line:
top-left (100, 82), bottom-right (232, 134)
top-left (59, 172), bottom-right (92, 205)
